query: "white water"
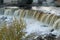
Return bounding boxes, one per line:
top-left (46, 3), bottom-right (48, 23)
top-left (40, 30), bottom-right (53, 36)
top-left (4, 9), bottom-right (13, 15)
top-left (23, 18), bottom-right (53, 37)
top-left (14, 9), bottom-right (20, 16)
top-left (32, 7), bottom-right (60, 16)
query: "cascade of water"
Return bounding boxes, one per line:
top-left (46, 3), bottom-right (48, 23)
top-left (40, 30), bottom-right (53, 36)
top-left (53, 19), bottom-right (60, 30)
top-left (24, 10), bottom-right (32, 18)
top-left (4, 9), bottom-right (10, 15)
top-left (14, 9), bottom-right (20, 16)
top-left (39, 12), bottom-right (45, 21)
top-left (49, 15), bottom-right (58, 26)
top-left (0, 8), bottom-right (4, 15)
top-left (24, 10), bottom-right (30, 18)
top-left (35, 11), bottom-right (41, 20)
top-left (33, 10), bottom-right (38, 18)
top-left (40, 14), bottom-right (48, 22)
top-left (4, 9), bottom-right (13, 16)
top-left (30, 10), bottom-right (35, 18)
top-left (45, 14), bottom-right (53, 24)
top-left (24, 10), bottom-right (35, 18)
top-left (21, 10), bottom-right (26, 18)
top-left (37, 12), bottom-right (42, 20)
top-left (20, 9), bottom-right (25, 18)
top-left (27, 10), bottom-right (34, 18)
top-left (26, 10), bottom-right (32, 18)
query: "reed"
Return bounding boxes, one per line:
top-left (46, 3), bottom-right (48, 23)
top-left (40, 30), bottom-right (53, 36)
top-left (0, 17), bottom-right (26, 40)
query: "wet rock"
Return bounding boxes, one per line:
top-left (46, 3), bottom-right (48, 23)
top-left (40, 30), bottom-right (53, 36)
top-left (18, 0), bottom-right (33, 9)
top-left (0, 16), bottom-right (7, 24)
top-left (41, 25), bottom-right (48, 27)
top-left (51, 29), bottom-right (54, 32)
top-left (44, 33), bottom-right (56, 40)
top-left (56, 36), bottom-right (60, 40)
top-left (36, 36), bottom-right (44, 40)
top-left (1, 16), bottom-right (7, 20)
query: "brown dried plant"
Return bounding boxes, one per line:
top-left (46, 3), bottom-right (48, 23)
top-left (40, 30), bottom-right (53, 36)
top-left (0, 17), bottom-right (26, 40)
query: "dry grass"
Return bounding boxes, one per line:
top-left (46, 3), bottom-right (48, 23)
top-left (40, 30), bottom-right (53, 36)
top-left (0, 17), bottom-right (26, 40)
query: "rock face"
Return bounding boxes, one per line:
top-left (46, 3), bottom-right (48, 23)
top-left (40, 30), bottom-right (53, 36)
top-left (18, 0), bottom-right (33, 9)
top-left (0, 0), bottom-right (3, 4)
top-left (19, 0), bottom-right (33, 4)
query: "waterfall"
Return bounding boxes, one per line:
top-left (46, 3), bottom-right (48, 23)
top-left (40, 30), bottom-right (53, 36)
top-left (20, 9), bottom-right (25, 18)
top-left (35, 12), bottom-right (40, 20)
top-left (14, 9), bottom-right (20, 16)
top-left (24, 10), bottom-right (35, 18)
top-left (28, 10), bottom-right (34, 18)
top-left (26, 10), bottom-right (32, 18)
top-left (53, 19), bottom-right (60, 30)
top-left (23, 10), bottom-right (29, 18)
top-left (37, 12), bottom-right (42, 20)
top-left (4, 9), bottom-right (10, 15)
top-left (3, 8), bottom-right (60, 27)
top-left (0, 8), bottom-right (4, 15)
top-left (45, 14), bottom-right (53, 24)
top-left (1, 8), bottom-right (60, 28)
top-left (39, 12), bottom-right (45, 21)
top-left (33, 10), bottom-right (38, 18)
top-left (40, 14), bottom-right (48, 22)
top-left (49, 15), bottom-right (58, 26)
top-left (30, 10), bottom-right (35, 18)
top-left (4, 9), bottom-right (13, 16)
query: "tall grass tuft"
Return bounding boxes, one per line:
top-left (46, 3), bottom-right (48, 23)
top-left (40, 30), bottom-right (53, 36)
top-left (0, 17), bottom-right (26, 40)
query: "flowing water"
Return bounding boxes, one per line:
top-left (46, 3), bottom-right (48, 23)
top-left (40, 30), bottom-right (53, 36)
top-left (40, 14), bottom-right (48, 22)
top-left (45, 14), bottom-right (53, 24)
top-left (0, 7), bottom-right (60, 40)
top-left (33, 10), bottom-right (38, 18)
top-left (14, 9), bottom-right (20, 16)
top-left (4, 9), bottom-right (12, 15)
top-left (53, 19), bottom-right (60, 30)
top-left (49, 15), bottom-right (57, 26)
